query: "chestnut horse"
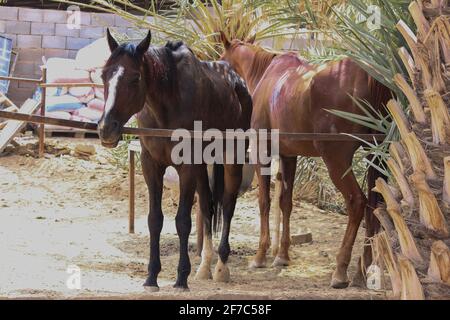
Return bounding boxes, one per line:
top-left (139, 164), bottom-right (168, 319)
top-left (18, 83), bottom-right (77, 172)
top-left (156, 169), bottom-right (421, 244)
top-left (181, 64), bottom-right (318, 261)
top-left (220, 34), bottom-right (390, 288)
top-left (98, 29), bottom-right (252, 290)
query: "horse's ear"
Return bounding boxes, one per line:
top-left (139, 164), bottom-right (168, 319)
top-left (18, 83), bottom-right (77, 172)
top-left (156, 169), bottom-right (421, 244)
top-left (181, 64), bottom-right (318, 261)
top-left (220, 31), bottom-right (231, 49)
top-left (106, 28), bottom-right (119, 52)
top-left (137, 30), bottom-right (152, 56)
top-left (246, 34), bottom-right (257, 44)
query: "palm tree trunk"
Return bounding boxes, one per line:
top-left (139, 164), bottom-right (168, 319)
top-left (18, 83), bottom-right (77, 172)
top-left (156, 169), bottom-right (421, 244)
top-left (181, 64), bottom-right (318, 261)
top-left (372, 0), bottom-right (450, 299)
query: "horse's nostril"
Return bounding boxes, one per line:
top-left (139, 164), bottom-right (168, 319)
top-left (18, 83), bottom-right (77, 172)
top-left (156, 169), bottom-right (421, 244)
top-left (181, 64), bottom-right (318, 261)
top-left (110, 120), bottom-right (119, 131)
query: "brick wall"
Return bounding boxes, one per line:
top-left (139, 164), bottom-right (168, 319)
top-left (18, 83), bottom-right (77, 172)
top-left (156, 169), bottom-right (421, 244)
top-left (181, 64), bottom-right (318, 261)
top-left (0, 6), bottom-right (138, 106)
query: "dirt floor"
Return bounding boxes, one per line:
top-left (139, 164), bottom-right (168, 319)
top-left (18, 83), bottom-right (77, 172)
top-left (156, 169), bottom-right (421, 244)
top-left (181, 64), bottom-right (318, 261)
top-left (0, 136), bottom-right (387, 299)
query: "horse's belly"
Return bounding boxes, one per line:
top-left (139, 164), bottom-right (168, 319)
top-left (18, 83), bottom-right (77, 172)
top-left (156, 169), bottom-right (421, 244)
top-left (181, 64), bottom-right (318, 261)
top-left (279, 139), bottom-right (319, 157)
top-left (141, 137), bottom-right (175, 164)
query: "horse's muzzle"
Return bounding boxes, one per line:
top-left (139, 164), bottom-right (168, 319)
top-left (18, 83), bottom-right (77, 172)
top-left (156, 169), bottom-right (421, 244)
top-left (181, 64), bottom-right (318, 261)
top-left (98, 118), bottom-right (121, 148)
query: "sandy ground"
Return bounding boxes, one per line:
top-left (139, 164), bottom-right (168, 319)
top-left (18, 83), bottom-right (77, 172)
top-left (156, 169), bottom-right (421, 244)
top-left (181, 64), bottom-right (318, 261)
top-left (0, 137), bottom-right (387, 299)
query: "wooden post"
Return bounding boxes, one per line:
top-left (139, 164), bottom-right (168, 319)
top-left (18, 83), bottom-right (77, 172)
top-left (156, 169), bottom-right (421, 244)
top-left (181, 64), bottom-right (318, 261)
top-left (39, 67), bottom-right (47, 157)
top-left (129, 149), bottom-right (135, 234)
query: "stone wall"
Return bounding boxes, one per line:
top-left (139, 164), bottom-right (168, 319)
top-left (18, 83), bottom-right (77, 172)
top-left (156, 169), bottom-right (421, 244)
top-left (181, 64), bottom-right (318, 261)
top-left (0, 6), bottom-right (136, 106)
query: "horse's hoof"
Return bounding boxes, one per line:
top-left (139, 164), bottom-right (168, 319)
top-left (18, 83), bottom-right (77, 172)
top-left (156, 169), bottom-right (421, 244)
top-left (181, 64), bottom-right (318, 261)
top-left (330, 271), bottom-right (349, 289)
top-left (248, 258), bottom-right (267, 269)
top-left (213, 261), bottom-right (230, 283)
top-left (143, 277), bottom-right (159, 292)
top-left (350, 272), bottom-right (366, 288)
top-left (271, 256), bottom-right (290, 267)
top-left (144, 285), bottom-right (160, 292)
top-left (331, 279), bottom-right (349, 289)
top-left (195, 265), bottom-right (212, 280)
top-left (271, 248), bottom-right (279, 257)
top-left (173, 285), bottom-right (190, 292)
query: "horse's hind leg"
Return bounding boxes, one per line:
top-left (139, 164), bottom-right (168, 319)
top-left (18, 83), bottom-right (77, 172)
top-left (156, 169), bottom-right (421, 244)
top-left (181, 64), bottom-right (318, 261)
top-left (319, 145), bottom-right (367, 289)
top-left (173, 165), bottom-right (197, 290)
top-left (351, 162), bottom-right (383, 287)
top-left (214, 164), bottom-right (242, 282)
top-left (350, 208), bottom-right (379, 288)
top-left (272, 156), bottom-right (297, 267)
top-left (141, 149), bottom-right (166, 291)
top-left (195, 166), bottom-right (214, 280)
top-left (249, 164), bottom-right (271, 268)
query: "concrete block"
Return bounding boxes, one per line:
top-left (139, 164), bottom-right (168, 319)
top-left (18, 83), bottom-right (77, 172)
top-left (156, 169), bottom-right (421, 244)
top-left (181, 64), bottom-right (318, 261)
top-left (291, 229), bottom-right (313, 245)
top-left (17, 35), bottom-right (41, 48)
top-left (5, 21), bottom-right (31, 34)
top-left (114, 16), bottom-right (133, 27)
top-left (55, 23), bottom-right (79, 37)
top-left (127, 28), bottom-right (146, 39)
top-left (80, 12), bottom-right (91, 26)
top-left (42, 36), bottom-right (66, 49)
top-left (66, 37), bottom-right (91, 50)
top-left (17, 48), bottom-right (44, 62)
top-left (79, 26), bottom-right (104, 39)
top-left (31, 22), bottom-right (55, 36)
top-left (13, 61), bottom-right (35, 76)
top-left (91, 13), bottom-right (115, 26)
top-left (43, 9), bottom-right (68, 24)
top-left (0, 21), bottom-right (6, 33)
top-left (44, 48), bottom-right (69, 59)
top-left (0, 7), bottom-right (18, 20)
top-left (18, 8), bottom-right (43, 22)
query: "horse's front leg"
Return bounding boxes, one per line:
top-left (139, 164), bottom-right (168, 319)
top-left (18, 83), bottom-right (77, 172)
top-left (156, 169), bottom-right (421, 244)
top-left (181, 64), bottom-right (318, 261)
top-left (173, 165), bottom-right (197, 290)
top-left (214, 164), bottom-right (242, 282)
top-left (141, 149), bottom-right (166, 291)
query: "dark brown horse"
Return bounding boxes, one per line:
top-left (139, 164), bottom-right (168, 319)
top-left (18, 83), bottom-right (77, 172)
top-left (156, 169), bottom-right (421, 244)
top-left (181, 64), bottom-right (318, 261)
top-left (220, 34), bottom-right (390, 288)
top-left (98, 29), bottom-right (252, 290)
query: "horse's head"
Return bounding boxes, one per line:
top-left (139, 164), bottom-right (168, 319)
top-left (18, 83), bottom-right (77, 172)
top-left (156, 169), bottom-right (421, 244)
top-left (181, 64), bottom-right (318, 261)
top-left (220, 32), bottom-right (274, 93)
top-left (98, 29), bottom-right (152, 148)
top-left (219, 32), bottom-right (256, 77)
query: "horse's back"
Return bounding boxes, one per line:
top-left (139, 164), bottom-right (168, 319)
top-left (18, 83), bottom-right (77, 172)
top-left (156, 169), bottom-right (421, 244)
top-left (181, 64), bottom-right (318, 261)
top-left (252, 53), bottom-right (318, 156)
top-left (154, 42), bottom-right (251, 131)
top-left (309, 58), bottom-right (375, 134)
top-left (199, 62), bottom-right (250, 130)
top-left (253, 56), bottom-right (386, 156)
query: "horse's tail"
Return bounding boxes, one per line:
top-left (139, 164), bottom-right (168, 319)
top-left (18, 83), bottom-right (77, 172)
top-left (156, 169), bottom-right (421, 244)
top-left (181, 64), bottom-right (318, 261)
top-left (366, 155), bottom-right (386, 235)
top-left (211, 163), bottom-right (224, 235)
top-left (367, 75), bottom-right (390, 232)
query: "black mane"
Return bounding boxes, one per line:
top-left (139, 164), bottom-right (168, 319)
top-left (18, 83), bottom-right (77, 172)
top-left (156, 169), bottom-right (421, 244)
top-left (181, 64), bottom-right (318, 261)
top-left (109, 43), bottom-right (139, 60)
top-left (165, 40), bottom-right (184, 51)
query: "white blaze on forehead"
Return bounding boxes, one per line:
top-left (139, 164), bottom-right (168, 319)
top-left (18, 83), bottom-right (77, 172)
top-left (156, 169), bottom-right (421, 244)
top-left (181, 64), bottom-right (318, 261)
top-left (104, 65), bottom-right (124, 116)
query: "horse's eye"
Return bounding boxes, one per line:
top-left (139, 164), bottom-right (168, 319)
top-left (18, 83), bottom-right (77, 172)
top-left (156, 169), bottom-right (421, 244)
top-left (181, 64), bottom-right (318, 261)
top-left (129, 77), bottom-right (140, 85)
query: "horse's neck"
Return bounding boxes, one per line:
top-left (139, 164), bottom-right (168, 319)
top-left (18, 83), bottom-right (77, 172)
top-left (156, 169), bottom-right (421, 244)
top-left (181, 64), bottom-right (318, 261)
top-left (141, 51), bottom-right (175, 127)
top-left (243, 49), bottom-right (276, 93)
top-left (140, 52), bottom-right (167, 128)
